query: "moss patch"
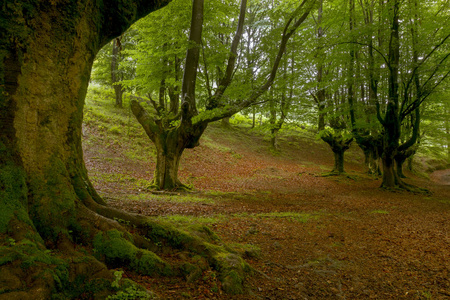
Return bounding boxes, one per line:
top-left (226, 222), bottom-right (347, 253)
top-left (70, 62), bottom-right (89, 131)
top-left (0, 159), bottom-right (31, 234)
top-left (93, 229), bottom-right (172, 276)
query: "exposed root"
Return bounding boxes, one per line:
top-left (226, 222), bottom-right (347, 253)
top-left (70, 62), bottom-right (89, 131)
top-left (76, 197), bottom-right (252, 295)
top-left (380, 180), bottom-right (431, 195)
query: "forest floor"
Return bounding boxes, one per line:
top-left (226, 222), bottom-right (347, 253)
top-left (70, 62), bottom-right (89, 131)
top-left (82, 95), bottom-right (450, 299)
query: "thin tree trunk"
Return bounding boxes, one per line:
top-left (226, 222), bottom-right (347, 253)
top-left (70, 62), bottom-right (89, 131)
top-left (111, 38), bottom-right (124, 108)
top-left (252, 106), bottom-right (256, 128)
top-left (447, 107), bottom-right (450, 161)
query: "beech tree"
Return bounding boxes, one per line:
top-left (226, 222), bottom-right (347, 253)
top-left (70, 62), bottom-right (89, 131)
top-left (130, 0), bottom-right (316, 190)
top-left (0, 0), bottom-right (258, 297)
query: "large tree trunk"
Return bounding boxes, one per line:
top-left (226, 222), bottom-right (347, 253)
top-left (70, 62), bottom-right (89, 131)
top-left (153, 140), bottom-right (185, 190)
top-left (0, 1), bottom-right (250, 297)
top-left (333, 150), bottom-right (345, 174)
top-left (131, 100), bottom-right (207, 191)
top-left (381, 155), bottom-right (398, 187)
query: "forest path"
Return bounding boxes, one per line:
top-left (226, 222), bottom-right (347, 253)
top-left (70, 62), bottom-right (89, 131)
top-left (431, 169), bottom-right (450, 185)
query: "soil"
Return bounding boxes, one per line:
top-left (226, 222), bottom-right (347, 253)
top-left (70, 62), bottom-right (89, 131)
top-left (83, 123), bottom-right (450, 300)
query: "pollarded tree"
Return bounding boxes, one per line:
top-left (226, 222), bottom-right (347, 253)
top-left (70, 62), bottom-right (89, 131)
top-left (308, 0), bottom-right (354, 174)
top-left (375, 0), bottom-right (450, 189)
top-left (0, 0), bottom-right (258, 297)
top-left (130, 0), bottom-right (317, 190)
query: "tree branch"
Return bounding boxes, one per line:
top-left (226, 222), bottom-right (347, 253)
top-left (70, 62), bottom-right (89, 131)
top-left (207, 0), bottom-right (248, 109)
top-left (130, 100), bottom-right (159, 142)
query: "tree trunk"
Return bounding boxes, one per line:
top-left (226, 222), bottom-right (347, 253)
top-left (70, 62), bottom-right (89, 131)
top-left (333, 150), bottom-right (345, 174)
top-left (0, 0), bottom-right (165, 296)
top-left (270, 128), bottom-right (280, 150)
top-left (252, 107), bottom-right (256, 128)
top-left (154, 146), bottom-right (184, 190)
top-left (131, 100), bottom-right (207, 191)
top-left (321, 133), bottom-right (353, 174)
top-left (355, 135), bottom-right (382, 175)
top-left (447, 110), bottom-right (450, 161)
top-left (382, 155), bottom-right (398, 187)
top-left (111, 38), bottom-right (124, 108)
top-left (395, 155), bottom-right (407, 178)
top-left (380, 0), bottom-right (401, 188)
top-left (395, 145), bottom-right (418, 178)
top-left (364, 147), bottom-right (381, 175)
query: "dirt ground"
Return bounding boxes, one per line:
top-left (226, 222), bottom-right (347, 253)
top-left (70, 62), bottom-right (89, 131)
top-left (84, 123), bottom-right (450, 299)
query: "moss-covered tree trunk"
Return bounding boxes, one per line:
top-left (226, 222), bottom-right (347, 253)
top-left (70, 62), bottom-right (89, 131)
top-left (0, 1), bottom-right (168, 297)
top-left (153, 134), bottom-right (186, 190)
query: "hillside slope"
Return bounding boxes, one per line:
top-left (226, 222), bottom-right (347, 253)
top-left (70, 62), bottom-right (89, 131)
top-left (82, 91), bottom-right (450, 299)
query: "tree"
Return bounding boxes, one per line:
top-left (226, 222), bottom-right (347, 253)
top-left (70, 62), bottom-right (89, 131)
top-left (375, 0), bottom-right (450, 188)
top-left (308, 0), bottom-right (354, 174)
top-left (0, 0), bottom-right (253, 297)
top-left (131, 0), bottom-right (316, 190)
top-left (92, 32), bottom-right (136, 107)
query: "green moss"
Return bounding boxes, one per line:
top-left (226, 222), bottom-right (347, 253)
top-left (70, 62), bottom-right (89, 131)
top-left (28, 156), bottom-right (78, 242)
top-left (228, 243), bottom-right (261, 259)
top-left (0, 237), bottom-right (71, 296)
top-left (93, 229), bottom-right (172, 276)
top-left (180, 263), bottom-right (202, 283)
top-left (210, 251), bottom-right (252, 295)
top-left (144, 220), bottom-right (250, 294)
top-left (145, 220), bottom-right (195, 249)
top-left (0, 161), bottom-right (31, 234)
top-left (187, 224), bottom-right (221, 243)
top-left (221, 270), bottom-right (244, 295)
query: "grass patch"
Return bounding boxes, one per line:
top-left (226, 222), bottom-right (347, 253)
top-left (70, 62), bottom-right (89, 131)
top-left (370, 210), bottom-right (390, 214)
top-left (233, 212), bottom-right (317, 223)
top-left (127, 193), bottom-right (215, 204)
top-left (155, 214), bottom-right (226, 225)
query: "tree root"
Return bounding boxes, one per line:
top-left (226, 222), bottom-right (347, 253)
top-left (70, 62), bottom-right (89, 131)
top-left (1, 192), bottom-right (252, 299)
top-left (380, 179), bottom-right (431, 195)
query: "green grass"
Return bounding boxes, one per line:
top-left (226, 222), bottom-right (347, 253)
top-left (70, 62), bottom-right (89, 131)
top-left (233, 212), bottom-right (318, 223)
top-left (370, 210), bottom-right (390, 214)
top-left (155, 214), bottom-right (226, 225)
top-left (126, 193), bottom-right (215, 204)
